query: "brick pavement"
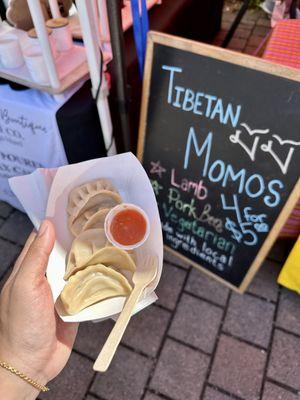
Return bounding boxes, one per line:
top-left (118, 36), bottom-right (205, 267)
top-left (0, 198), bottom-right (299, 400)
top-left (1, 4), bottom-right (300, 400)
top-left (213, 3), bottom-right (271, 55)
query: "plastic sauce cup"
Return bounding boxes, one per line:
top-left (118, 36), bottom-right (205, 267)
top-left (104, 203), bottom-right (150, 250)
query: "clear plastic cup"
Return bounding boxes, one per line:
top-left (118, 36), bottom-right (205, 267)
top-left (104, 203), bottom-right (150, 251)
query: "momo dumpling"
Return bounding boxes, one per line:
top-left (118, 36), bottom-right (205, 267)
top-left (67, 178), bottom-right (122, 236)
top-left (69, 190), bottom-right (122, 236)
top-left (70, 206), bottom-right (112, 237)
top-left (60, 264), bottom-right (132, 315)
top-left (86, 246), bottom-right (136, 273)
top-left (82, 208), bottom-right (110, 232)
top-left (65, 244), bottom-right (136, 280)
top-left (68, 178), bottom-right (118, 214)
top-left (69, 191), bottom-right (121, 236)
top-left (65, 229), bottom-right (108, 279)
top-left (73, 189), bottom-right (121, 218)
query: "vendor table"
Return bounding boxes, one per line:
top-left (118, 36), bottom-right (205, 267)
top-left (263, 19), bottom-right (300, 238)
top-left (0, 80), bottom-right (107, 209)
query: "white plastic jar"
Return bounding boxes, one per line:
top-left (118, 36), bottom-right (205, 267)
top-left (46, 17), bottom-right (73, 52)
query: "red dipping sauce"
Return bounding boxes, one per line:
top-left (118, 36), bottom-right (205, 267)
top-left (110, 208), bottom-right (147, 246)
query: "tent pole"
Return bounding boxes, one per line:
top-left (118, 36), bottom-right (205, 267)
top-left (106, 0), bottom-right (131, 152)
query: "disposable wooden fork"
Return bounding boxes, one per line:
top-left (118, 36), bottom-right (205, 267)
top-left (93, 254), bottom-right (158, 372)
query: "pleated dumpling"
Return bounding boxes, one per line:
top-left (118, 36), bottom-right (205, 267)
top-left (86, 246), bottom-right (136, 273)
top-left (70, 205), bottom-right (114, 237)
top-left (65, 229), bottom-right (108, 279)
top-left (65, 243), bottom-right (136, 280)
top-left (68, 178), bottom-right (118, 215)
top-left (60, 264), bottom-right (132, 315)
top-left (82, 208), bottom-right (110, 232)
top-left (67, 179), bottom-right (122, 236)
top-left (69, 191), bottom-right (121, 236)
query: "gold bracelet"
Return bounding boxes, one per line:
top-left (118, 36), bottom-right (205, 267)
top-left (0, 360), bottom-right (50, 392)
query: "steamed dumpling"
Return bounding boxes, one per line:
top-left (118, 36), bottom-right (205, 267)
top-left (67, 179), bottom-right (122, 236)
top-left (68, 178), bottom-right (118, 214)
top-left (60, 264), bottom-right (132, 315)
top-left (87, 246), bottom-right (136, 272)
top-left (65, 229), bottom-right (108, 279)
top-left (65, 243), bottom-right (136, 280)
top-left (82, 208), bottom-right (110, 232)
top-left (69, 190), bottom-right (121, 236)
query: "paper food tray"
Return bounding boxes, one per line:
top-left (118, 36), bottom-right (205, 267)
top-left (9, 153), bottom-right (163, 322)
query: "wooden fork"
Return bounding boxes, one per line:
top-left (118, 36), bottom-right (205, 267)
top-left (93, 254), bottom-right (158, 372)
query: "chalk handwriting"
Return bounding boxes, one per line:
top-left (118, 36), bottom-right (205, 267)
top-left (171, 168), bottom-right (207, 200)
top-left (230, 123), bottom-right (299, 175)
top-left (198, 203), bottom-right (223, 233)
top-left (240, 123), bottom-right (269, 136)
top-left (151, 180), bottom-right (163, 195)
top-left (157, 63), bottom-right (300, 273)
top-left (162, 65), bottom-right (241, 128)
top-left (225, 218), bottom-right (243, 243)
top-left (221, 193), bottom-right (242, 224)
top-left (167, 188), bottom-right (223, 233)
top-left (230, 130), bottom-right (260, 161)
top-left (184, 127), bottom-right (283, 207)
top-left (272, 134), bottom-right (300, 146)
top-left (168, 188), bottom-right (197, 219)
top-left (243, 207), bottom-right (269, 233)
top-left (164, 229), bottom-right (235, 271)
top-left (162, 221), bottom-right (174, 234)
top-left (230, 122), bottom-right (269, 161)
top-left (261, 137), bottom-right (300, 175)
top-left (150, 161), bottom-right (166, 178)
top-left (162, 201), bottom-right (236, 253)
top-left (162, 65), bottom-right (183, 103)
top-left (221, 194), bottom-right (258, 246)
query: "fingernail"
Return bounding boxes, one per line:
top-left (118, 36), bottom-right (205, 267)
top-left (38, 220), bottom-right (49, 237)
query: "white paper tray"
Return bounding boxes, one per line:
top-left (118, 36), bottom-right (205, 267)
top-left (9, 153), bottom-right (163, 322)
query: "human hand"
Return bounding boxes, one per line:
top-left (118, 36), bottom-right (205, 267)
top-left (0, 220), bottom-right (79, 400)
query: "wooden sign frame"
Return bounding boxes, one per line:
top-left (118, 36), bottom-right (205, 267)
top-left (137, 31), bottom-right (300, 293)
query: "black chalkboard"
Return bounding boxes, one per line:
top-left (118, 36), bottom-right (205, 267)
top-left (138, 32), bottom-right (300, 292)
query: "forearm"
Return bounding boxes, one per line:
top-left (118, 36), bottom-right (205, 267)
top-left (0, 367), bottom-right (40, 400)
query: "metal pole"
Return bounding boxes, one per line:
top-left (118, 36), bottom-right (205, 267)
top-left (222, 0), bottom-right (251, 48)
top-left (106, 0), bottom-right (131, 152)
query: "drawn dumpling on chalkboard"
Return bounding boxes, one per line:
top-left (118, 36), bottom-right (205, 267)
top-left (229, 123), bottom-right (269, 161)
top-left (230, 123), bottom-right (300, 174)
top-left (261, 135), bottom-right (300, 175)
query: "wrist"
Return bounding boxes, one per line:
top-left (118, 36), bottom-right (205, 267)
top-left (0, 365), bottom-right (40, 400)
top-left (0, 347), bottom-right (48, 400)
top-left (0, 344), bottom-right (48, 383)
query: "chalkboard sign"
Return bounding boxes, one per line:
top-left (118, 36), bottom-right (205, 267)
top-left (137, 31), bottom-right (300, 292)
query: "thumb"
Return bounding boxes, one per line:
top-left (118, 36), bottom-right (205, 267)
top-left (18, 220), bottom-right (55, 280)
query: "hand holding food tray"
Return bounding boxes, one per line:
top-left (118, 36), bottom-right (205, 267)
top-left (9, 153), bottom-right (163, 325)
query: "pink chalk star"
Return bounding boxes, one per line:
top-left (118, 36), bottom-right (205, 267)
top-left (150, 161), bottom-right (166, 178)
